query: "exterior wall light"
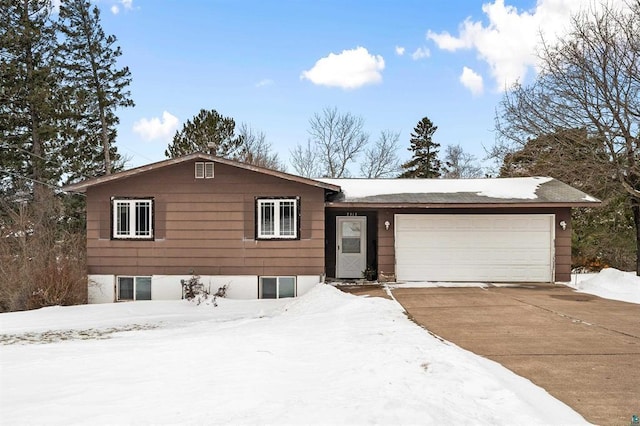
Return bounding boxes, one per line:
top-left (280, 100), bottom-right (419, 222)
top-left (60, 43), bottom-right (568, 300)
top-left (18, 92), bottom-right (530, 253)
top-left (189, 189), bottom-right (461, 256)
top-left (384, 220), bottom-right (390, 231)
top-left (559, 220), bottom-right (567, 231)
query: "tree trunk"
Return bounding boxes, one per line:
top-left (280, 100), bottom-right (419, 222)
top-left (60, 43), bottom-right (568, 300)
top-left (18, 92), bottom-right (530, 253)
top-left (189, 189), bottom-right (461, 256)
top-left (100, 106), bottom-right (111, 175)
top-left (23, 0), bottom-right (44, 201)
top-left (633, 200), bottom-right (640, 276)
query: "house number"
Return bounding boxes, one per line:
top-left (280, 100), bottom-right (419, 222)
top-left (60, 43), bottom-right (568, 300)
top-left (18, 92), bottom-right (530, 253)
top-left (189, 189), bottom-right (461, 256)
top-left (346, 212), bottom-right (358, 216)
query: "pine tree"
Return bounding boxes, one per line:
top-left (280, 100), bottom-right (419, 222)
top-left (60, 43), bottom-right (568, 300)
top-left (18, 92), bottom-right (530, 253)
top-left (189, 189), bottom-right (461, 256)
top-left (165, 109), bottom-right (243, 159)
top-left (57, 0), bottom-right (133, 179)
top-left (399, 117), bottom-right (441, 178)
top-left (0, 0), bottom-right (62, 200)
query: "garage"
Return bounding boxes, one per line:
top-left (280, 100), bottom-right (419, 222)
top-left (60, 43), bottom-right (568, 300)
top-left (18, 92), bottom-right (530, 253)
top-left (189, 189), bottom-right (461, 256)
top-left (394, 214), bottom-right (555, 282)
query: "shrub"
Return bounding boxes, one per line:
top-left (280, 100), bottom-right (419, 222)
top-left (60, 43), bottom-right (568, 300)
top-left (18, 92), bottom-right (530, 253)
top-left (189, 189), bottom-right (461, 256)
top-left (0, 191), bottom-right (87, 312)
top-left (181, 274), bottom-right (228, 307)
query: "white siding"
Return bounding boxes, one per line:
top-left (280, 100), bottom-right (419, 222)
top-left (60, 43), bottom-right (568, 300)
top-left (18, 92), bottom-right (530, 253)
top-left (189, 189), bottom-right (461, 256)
top-left (87, 274), bottom-right (322, 303)
top-left (88, 275), bottom-right (115, 303)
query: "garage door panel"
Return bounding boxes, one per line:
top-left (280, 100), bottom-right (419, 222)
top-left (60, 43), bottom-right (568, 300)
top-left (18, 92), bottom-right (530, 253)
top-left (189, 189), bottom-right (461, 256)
top-left (396, 248), bottom-right (550, 265)
top-left (397, 264), bottom-right (551, 282)
top-left (397, 232), bottom-right (550, 248)
top-left (395, 214), bottom-right (553, 282)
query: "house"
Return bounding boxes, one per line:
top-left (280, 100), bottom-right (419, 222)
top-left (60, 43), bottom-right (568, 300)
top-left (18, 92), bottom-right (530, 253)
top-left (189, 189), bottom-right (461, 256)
top-left (63, 153), bottom-right (600, 303)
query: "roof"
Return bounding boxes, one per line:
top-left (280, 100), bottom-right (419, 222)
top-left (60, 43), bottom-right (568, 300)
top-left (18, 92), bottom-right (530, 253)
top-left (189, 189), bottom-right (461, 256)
top-left (318, 177), bottom-right (601, 208)
top-left (62, 153), bottom-right (341, 193)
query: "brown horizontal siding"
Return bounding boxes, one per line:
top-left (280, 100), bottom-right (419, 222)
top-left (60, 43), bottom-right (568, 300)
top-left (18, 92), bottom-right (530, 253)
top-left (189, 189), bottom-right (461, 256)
top-left (88, 244), bottom-right (325, 257)
top-left (165, 220), bottom-right (246, 231)
top-left (554, 209), bottom-right (572, 281)
top-left (377, 211), bottom-right (395, 278)
top-left (164, 211), bottom-right (245, 221)
top-left (87, 238), bottom-right (325, 250)
top-left (86, 160), bottom-right (327, 277)
top-left (164, 202), bottom-right (243, 212)
top-left (89, 265), bottom-right (324, 276)
top-left (88, 255), bottom-right (324, 268)
top-left (160, 194), bottom-right (244, 203)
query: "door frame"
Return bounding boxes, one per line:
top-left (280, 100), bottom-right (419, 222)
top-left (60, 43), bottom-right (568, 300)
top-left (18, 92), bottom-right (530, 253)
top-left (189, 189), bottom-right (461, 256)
top-left (336, 216), bottom-right (367, 279)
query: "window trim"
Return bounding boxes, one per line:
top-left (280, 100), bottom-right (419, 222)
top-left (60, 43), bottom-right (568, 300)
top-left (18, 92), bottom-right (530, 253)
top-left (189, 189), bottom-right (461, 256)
top-left (255, 197), bottom-right (300, 240)
top-left (116, 276), bottom-right (152, 301)
top-left (259, 276), bottom-right (297, 299)
top-left (195, 162), bottom-right (214, 179)
top-left (111, 197), bottom-right (155, 240)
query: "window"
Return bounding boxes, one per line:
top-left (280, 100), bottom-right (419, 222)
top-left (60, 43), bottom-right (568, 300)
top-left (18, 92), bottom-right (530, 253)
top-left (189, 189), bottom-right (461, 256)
top-left (117, 276), bottom-right (152, 301)
top-left (259, 276), bottom-right (296, 299)
top-left (195, 162), bottom-right (214, 179)
top-left (112, 198), bottom-right (153, 239)
top-left (256, 198), bottom-right (298, 239)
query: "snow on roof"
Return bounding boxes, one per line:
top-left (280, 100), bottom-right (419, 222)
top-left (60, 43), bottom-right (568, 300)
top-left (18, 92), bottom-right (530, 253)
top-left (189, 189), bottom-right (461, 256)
top-left (318, 177), bottom-right (553, 200)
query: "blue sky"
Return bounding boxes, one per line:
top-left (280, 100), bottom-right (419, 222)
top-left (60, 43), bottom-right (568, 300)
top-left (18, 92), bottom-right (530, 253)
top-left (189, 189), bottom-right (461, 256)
top-left (94, 0), bottom-right (602, 173)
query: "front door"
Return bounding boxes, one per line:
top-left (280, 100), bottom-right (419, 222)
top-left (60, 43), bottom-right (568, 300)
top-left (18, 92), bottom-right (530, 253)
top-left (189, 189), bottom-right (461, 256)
top-left (336, 216), bottom-right (366, 279)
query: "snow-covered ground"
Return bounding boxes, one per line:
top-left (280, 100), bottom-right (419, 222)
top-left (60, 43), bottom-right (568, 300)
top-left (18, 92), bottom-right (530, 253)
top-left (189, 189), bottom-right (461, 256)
top-left (0, 285), bottom-right (585, 425)
top-left (567, 267), bottom-right (640, 304)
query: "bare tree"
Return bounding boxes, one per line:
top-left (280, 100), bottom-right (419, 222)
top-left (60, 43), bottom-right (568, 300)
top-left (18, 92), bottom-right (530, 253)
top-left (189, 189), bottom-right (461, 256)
top-left (442, 144), bottom-right (483, 178)
top-left (236, 123), bottom-right (284, 171)
top-left (499, 130), bottom-right (636, 270)
top-left (359, 130), bottom-right (401, 178)
top-left (290, 140), bottom-right (322, 178)
top-left (291, 107), bottom-right (369, 178)
top-left (496, 2), bottom-right (640, 274)
top-left (0, 189), bottom-right (87, 312)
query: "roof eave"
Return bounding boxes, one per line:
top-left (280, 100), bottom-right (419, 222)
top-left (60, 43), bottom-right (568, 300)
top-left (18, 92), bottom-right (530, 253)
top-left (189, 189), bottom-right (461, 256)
top-left (62, 153), bottom-right (341, 193)
top-left (324, 201), bottom-right (602, 209)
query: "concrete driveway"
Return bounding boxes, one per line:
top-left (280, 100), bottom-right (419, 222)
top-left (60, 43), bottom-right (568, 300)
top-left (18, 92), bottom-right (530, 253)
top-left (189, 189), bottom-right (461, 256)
top-left (391, 285), bottom-right (640, 426)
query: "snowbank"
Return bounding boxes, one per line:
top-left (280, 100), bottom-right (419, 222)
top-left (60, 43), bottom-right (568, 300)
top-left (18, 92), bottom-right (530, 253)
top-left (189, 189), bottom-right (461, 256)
top-left (0, 284), bottom-right (585, 425)
top-left (568, 268), bottom-right (640, 304)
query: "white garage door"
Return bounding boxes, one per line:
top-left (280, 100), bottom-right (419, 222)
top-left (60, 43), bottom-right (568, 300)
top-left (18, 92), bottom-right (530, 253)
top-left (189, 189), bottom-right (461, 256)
top-left (395, 214), bottom-right (554, 282)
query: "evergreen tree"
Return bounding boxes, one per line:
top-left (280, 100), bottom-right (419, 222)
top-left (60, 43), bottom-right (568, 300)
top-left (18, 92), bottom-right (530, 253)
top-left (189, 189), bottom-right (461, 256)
top-left (165, 109), bottom-right (243, 159)
top-left (57, 0), bottom-right (133, 179)
top-left (0, 0), bottom-right (62, 201)
top-left (399, 117), bottom-right (441, 178)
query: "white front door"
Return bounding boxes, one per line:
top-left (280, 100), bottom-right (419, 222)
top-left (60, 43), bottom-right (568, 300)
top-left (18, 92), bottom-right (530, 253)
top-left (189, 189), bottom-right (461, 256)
top-left (336, 216), bottom-right (367, 279)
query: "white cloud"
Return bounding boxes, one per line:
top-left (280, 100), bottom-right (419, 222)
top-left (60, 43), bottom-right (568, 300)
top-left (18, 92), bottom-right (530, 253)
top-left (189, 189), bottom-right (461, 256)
top-left (111, 0), bottom-right (133, 14)
top-left (256, 78), bottom-right (274, 88)
top-left (133, 111), bottom-right (179, 141)
top-left (300, 46), bottom-right (385, 90)
top-left (460, 67), bottom-right (484, 95)
top-left (395, 46), bottom-right (405, 56)
top-left (426, 0), bottom-right (627, 91)
top-left (411, 47), bottom-right (430, 60)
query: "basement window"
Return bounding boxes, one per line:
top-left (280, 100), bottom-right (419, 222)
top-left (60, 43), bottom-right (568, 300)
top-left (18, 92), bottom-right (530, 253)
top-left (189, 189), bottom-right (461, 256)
top-left (259, 276), bottom-right (296, 299)
top-left (117, 276), bottom-right (152, 301)
top-left (195, 162), bottom-right (214, 179)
